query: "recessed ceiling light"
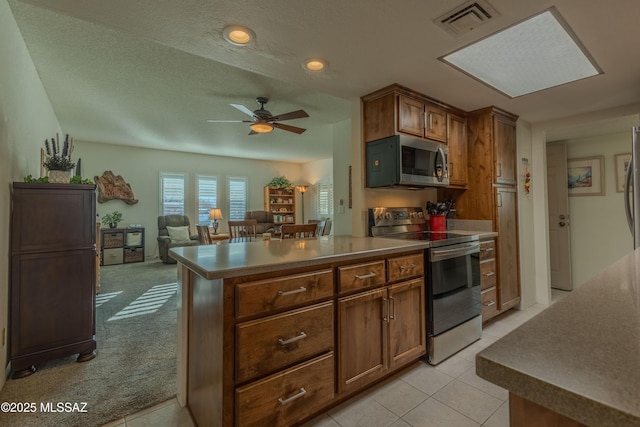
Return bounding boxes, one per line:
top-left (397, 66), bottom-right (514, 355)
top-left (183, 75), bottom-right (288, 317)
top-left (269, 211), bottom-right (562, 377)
top-left (223, 25), bottom-right (255, 46)
top-left (303, 58), bottom-right (329, 72)
top-left (440, 7), bottom-right (602, 98)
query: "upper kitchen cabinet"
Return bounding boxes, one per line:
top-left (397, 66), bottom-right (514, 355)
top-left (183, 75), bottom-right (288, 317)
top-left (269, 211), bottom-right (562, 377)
top-left (468, 107), bottom-right (518, 187)
top-left (447, 113), bottom-right (468, 188)
top-left (361, 84), bottom-right (463, 145)
top-left (397, 95), bottom-right (447, 142)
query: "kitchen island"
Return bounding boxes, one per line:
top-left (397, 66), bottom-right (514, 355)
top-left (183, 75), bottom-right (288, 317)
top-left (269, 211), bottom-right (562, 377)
top-left (170, 236), bottom-right (432, 426)
top-left (476, 248), bottom-right (640, 427)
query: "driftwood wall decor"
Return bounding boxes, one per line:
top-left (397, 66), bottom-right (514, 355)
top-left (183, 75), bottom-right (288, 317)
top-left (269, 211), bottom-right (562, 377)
top-left (94, 170), bottom-right (138, 205)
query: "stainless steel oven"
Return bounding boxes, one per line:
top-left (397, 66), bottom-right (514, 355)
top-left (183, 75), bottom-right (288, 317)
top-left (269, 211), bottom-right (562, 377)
top-left (428, 240), bottom-right (481, 365)
top-left (369, 207), bottom-right (482, 365)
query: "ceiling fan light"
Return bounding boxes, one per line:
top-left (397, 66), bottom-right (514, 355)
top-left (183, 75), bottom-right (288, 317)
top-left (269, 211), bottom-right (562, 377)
top-left (303, 58), bottom-right (328, 72)
top-left (250, 122), bottom-right (273, 133)
top-left (223, 25), bottom-right (255, 46)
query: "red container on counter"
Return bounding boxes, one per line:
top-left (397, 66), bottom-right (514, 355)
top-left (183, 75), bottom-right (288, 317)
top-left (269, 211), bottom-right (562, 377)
top-left (429, 214), bottom-right (446, 232)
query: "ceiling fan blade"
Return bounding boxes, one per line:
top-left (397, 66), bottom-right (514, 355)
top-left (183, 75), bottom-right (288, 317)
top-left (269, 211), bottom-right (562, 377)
top-left (273, 122), bottom-right (307, 134)
top-left (270, 109), bottom-right (309, 121)
top-left (206, 119), bottom-right (253, 123)
top-left (230, 103), bottom-right (257, 118)
top-left (248, 129), bottom-right (258, 135)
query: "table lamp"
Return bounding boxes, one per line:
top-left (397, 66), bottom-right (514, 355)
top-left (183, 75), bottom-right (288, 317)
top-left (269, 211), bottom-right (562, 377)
top-left (295, 185), bottom-right (309, 223)
top-left (208, 208), bottom-right (223, 235)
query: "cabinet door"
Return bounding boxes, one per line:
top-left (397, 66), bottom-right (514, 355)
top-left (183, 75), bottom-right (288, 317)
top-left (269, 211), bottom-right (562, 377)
top-left (337, 288), bottom-right (387, 394)
top-left (426, 105), bottom-right (447, 142)
top-left (493, 114), bottom-right (517, 185)
top-left (397, 95), bottom-right (425, 137)
top-left (388, 279), bottom-right (426, 370)
top-left (447, 113), bottom-right (467, 187)
top-left (495, 187), bottom-right (520, 311)
top-left (11, 250), bottom-right (96, 361)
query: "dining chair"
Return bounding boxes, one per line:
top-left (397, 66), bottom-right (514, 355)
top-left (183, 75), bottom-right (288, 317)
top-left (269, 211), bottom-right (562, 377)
top-left (281, 223), bottom-right (318, 239)
top-left (308, 219), bottom-right (327, 236)
top-left (196, 225), bottom-right (213, 245)
top-left (228, 219), bottom-right (258, 242)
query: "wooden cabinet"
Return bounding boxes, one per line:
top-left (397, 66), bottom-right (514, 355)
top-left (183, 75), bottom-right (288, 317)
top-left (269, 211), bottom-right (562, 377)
top-left (100, 227), bottom-right (145, 265)
top-left (495, 186), bottom-right (520, 311)
top-left (452, 106), bottom-right (521, 317)
top-left (10, 183), bottom-right (97, 378)
top-left (398, 95), bottom-right (447, 142)
top-left (192, 249), bottom-right (426, 426)
top-left (362, 84), bottom-right (463, 145)
top-left (337, 253), bottom-right (425, 395)
top-left (264, 186), bottom-right (296, 226)
top-left (447, 113), bottom-right (468, 187)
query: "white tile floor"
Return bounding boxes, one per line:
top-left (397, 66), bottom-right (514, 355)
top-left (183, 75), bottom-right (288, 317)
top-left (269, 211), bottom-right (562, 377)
top-left (102, 300), bottom-right (557, 427)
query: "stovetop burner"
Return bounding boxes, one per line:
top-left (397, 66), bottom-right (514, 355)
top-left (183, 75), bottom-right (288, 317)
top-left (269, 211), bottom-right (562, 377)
top-left (368, 207), bottom-right (477, 247)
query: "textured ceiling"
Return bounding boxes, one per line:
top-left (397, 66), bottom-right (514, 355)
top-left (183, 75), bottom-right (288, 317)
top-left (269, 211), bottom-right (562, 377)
top-left (8, 0), bottom-right (640, 162)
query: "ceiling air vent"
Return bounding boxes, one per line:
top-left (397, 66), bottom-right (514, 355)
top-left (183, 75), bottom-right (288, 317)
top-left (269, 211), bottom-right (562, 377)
top-left (434, 0), bottom-right (499, 36)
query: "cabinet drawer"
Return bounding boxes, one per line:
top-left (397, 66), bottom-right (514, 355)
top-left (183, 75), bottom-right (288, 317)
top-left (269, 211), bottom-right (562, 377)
top-left (387, 253), bottom-right (423, 282)
top-left (479, 240), bottom-right (495, 261)
top-left (236, 302), bottom-right (334, 383)
top-left (102, 231), bottom-right (124, 248)
top-left (236, 269), bottom-right (333, 318)
top-left (480, 259), bottom-right (496, 290)
top-left (235, 352), bottom-right (334, 427)
top-left (101, 248), bottom-right (122, 265)
top-left (481, 287), bottom-right (498, 321)
top-left (338, 260), bottom-right (385, 293)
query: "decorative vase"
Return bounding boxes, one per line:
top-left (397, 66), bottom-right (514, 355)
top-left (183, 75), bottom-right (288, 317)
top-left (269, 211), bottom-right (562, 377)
top-left (109, 223), bottom-right (117, 229)
top-left (48, 170), bottom-right (71, 183)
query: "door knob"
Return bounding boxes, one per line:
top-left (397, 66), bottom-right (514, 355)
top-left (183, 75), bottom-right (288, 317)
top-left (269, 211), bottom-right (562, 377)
top-left (559, 214), bottom-right (566, 220)
top-left (559, 221), bottom-right (566, 227)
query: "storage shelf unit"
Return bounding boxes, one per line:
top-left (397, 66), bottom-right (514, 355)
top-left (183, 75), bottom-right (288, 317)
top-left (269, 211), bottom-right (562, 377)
top-left (264, 186), bottom-right (296, 225)
top-left (100, 227), bottom-right (145, 265)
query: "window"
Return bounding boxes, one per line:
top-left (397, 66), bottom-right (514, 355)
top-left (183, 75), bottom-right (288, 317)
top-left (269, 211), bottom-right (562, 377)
top-left (228, 177), bottom-right (248, 220)
top-left (197, 175), bottom-right (218, 224)
top-left (160, 173), bottom-right (185, 215)
top-left (317, 183), bottom-right (334, 216)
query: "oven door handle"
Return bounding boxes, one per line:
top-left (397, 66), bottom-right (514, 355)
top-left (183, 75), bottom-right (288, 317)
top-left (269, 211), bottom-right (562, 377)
top-left (430, 242), bottom-right (479, 262)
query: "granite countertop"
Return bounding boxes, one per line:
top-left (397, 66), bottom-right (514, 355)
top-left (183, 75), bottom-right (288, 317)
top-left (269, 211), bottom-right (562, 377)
top-left (476, 249), bottom-right (640, 427)
top-left (169, 235), bottom-right (431, 280)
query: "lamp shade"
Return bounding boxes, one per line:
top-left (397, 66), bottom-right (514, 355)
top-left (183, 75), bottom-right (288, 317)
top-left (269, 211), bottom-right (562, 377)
top-left (295, 185), bottom-right (309, 194)
top-left (208, 208), bottom-right (223, 220)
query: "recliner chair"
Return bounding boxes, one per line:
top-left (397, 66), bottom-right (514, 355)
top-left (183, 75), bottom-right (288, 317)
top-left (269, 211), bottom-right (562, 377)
top-left (244, 211), bottom-right (275, 234)
top-left (157, 215), bottom-right (200, 263)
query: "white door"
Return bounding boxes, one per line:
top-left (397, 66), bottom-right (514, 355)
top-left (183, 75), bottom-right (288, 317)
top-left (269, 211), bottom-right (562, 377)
top-left (546, 144), bottom-right (572, 290)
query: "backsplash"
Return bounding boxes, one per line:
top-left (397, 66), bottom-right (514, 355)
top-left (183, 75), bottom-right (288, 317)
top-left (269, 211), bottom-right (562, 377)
top-left (448, 219), bottom-right (493, 232)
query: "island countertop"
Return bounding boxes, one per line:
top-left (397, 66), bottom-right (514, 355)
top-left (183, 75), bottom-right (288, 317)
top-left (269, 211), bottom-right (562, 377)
top-left (476, 248), bottom-right (640, 427)
top-left (169, 235), bottom-right (431, 280)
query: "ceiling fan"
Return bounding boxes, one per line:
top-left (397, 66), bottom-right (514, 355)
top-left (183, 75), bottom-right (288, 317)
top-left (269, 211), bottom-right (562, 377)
top-left (207, 97), bottom-right (309, 135)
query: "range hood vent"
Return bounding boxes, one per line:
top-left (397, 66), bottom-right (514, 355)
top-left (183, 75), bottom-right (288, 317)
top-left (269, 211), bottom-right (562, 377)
top-left (434, 0), bottom-right (499, 36)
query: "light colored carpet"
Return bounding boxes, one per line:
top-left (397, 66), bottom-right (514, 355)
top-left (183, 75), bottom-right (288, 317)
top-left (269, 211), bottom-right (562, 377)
top-left (0, 260), bottom-right (178, 427)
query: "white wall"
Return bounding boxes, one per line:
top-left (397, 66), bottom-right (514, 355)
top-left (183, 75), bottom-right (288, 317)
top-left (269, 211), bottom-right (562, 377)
top-left (516, 121), bottom-right (536, 309)
top-left (74, 141), bottom-right (321, 256)
top-left (561, 132), bottom-right (634, 286)
top-left (0, 0), bottom-right (63, 387)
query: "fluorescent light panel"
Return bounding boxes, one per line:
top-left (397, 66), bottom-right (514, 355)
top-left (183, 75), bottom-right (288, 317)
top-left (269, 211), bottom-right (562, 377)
top-left (441, 8), bottom-right (601, 98)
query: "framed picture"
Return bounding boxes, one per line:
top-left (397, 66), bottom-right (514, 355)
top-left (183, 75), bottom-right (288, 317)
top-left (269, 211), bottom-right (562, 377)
top-left (567, 156), bottom-right (605, 196)
top-left (615, 153), bottom-right (632, 193)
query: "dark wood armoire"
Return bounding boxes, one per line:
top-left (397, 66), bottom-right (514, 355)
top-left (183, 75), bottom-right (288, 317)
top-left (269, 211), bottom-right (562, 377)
top-left (10, 182), bottom-right (97, 378)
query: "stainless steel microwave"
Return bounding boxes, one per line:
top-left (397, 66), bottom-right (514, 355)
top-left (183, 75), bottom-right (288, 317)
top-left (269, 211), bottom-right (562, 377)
top-left (366, 135), bottom-right (449, 188)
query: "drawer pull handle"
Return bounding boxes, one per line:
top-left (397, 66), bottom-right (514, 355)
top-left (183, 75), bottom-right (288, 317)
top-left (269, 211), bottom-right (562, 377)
top-left (483, 272), bottom-right (496, 277)
top-left (278, 286), bottom-right (307, 297)
top-left (483, 301), bottom-right (496, 307)
top-left (389, 297), bottom-right (396, 320)
top-left (278, 331), bottom-right (307, 346)
top-left (278, 387), bottom-right (307, 405)
top-left (355, 272), bottom-right (377, 280)
top-left (399, 264), bottom-right (416, 270)
top-left (482, 247), bottom-right (494, 252)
